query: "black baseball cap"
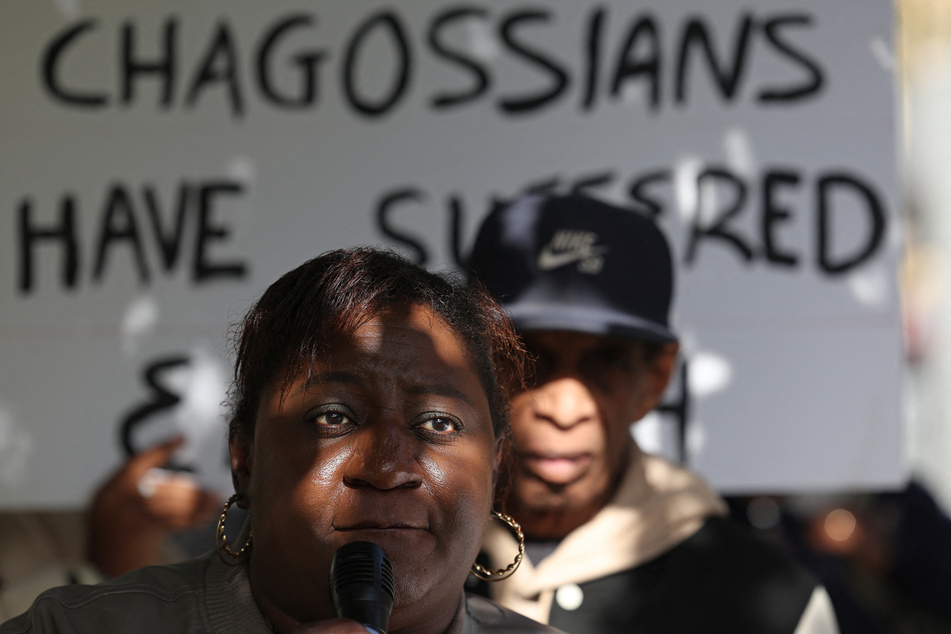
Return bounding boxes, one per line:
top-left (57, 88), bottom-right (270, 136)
top-left (468, 194), bottom-right (677, 343)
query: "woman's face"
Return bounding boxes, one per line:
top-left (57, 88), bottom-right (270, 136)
top-left (230, 303), bottom-right (500, 631)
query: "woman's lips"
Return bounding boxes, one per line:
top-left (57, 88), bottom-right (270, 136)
top-left (337, 521), bottom-right (426, 531)
top-left (335, 524), bottom-right (434, 553)
top-left (521, 453), bottom-right (592, 484)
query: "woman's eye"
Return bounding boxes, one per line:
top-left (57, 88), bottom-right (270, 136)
top-left (414, 413), bottom-right (463, 440)
top-left (422, 418), bottom-right (454, 432)
top-left (306, 404), bottom-right (357, 434)
top-left (316, 411), bottom-right (351, 426)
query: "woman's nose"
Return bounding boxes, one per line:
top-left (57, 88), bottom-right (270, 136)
top-left (532, 376), bottom-right (598, 429)
top-left (342, 424), bottom-right (423, 490)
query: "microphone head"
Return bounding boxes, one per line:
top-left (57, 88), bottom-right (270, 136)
top-left (329, 541), bottom-right (395, 634)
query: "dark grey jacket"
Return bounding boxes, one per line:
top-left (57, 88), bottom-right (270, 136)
top-left (0, 551), bottom-right (562, 634)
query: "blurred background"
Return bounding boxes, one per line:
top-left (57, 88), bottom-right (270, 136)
top-left (901, 0), bottom-right (951, 509)
top-left (723, 6), bottom-right (951, 631)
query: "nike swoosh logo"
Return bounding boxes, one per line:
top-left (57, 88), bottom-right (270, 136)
top-left (537, 245), bottom-right (609, 270)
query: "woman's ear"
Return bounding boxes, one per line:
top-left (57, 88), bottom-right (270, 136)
top-left (229, 424), bottom-right (253, 508)
top-left (491, 433), bottom-right (517, 511)
top-left (491, 435), bottom-right (505, 489)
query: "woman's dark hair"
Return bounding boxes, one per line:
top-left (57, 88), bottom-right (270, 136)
top-left (228, 247), bottom-right (524, 441)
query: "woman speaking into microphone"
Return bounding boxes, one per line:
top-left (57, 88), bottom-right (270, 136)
top-left (2, 248), bottom-right (560, 634)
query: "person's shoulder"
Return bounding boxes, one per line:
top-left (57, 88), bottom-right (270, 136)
top-left (58, 552), bottom-right (210, 606)
top-left (665, 515), bottom-right (819, 586)
top-left (682, 515), bottom-right (813, 572)
top-left (660, 515), bottom-right (824, 621)
top-left (466, 594), bottom-right (567, 633)
top-left (0, 555), bottom-right (211, 634)
top-left (545, 517), bottom-right (833, 633)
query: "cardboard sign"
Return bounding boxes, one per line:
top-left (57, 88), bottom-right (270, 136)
top-left (0, 0), bottom-right (901, 507)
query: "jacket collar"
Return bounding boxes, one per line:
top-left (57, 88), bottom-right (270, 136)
top-left (483, 442), bottom-right (726, 621)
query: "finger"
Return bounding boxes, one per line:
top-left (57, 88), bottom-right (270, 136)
top-left (140, 475), bottom-right (223, 529)
top-left (91, 437), bottom-right (187, 507)
top-left (124, 436), bottom-right (186, 479)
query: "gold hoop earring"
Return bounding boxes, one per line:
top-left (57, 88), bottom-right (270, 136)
top-left (471, 510), bottom-right (524, 581)
top-left (215, 493), bottom-right (253, 565)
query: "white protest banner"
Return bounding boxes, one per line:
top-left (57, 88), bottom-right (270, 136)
top-left (0, 0), bottom-right (901, 507)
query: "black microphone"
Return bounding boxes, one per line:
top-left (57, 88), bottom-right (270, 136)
top-left (329, 541), bottom-right (395, 634)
